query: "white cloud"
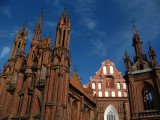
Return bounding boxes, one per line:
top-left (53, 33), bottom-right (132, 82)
top-left (0, 5), bottom-right (11, 17)
top-left (0, 46), bottom-right (11, 59)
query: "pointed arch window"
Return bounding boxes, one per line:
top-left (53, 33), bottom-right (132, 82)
top-left (142, 86), bottom-right (154, 110)
top-left (42, 67), bottom-right (46, 79)
top-left (13, 72), bottom-right (18, 83)
top-left (107, 110), bottom-right (115, 120)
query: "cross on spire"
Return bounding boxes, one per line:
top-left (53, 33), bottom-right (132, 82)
top-left (74, 64), bottom-right (77, 71)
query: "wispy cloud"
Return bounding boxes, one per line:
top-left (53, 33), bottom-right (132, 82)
top-left (0, 26), bottom-right (19, 38)
top-left (0, 5), bottom-right (11, 17)
top-left (0, 46), bottom-right (11, 59)
top-left (44, 21), bottom-right (57, 28)
top-left (73, 0), bottom-right (97, 30)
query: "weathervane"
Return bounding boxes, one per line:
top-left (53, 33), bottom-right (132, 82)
top-left (74, 64), bottom-right (77, 71)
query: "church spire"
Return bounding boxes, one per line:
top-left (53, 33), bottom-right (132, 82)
top-left (132, 25), bottom-right (144, 61)
top-left (133, 25), bottom-right (137, 35)
top-left (32, 10), bottom-right (43, 46)
top-left (54, 8), bottom-right (71, 50)
top-left (148, 42), bottom-right (157, 66)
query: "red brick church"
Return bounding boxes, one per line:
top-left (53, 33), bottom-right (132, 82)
top-left (0, 9), bottom-right (160, 120)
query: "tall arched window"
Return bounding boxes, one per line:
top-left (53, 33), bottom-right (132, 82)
top-left (117, 82), bottom-right (120, 89)
top-left (112, 91), bottom-right (115, 97)
top-left (142, 86), bottom-right (154, 110)
top-left (118, 91), bottom-right (122, 97)
top-left (99, 91), bottom-right (102, 97)
top-left (13, 72), bottom-right (18, 83)
top-left (92, 82), bottom-right (96, 89)
top-left (103, 66), bottom-right (107, 74)
top-left (98, 82), bottom-right (102, 89)
top-left (104, 105), bottom-right (118, 120)
top-left (42, 67), bottom-right (46, 79)
top-left (110, 66), bottom-right (114, 74)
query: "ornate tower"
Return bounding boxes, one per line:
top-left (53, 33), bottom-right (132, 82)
top-left (45, 9), bottom-right (71, 120)
top-left (124, 25), bottom-right (160, 120)
top-left (9, 22), bottom-right (28, 60)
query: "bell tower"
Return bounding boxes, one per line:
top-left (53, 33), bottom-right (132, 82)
top-left (124, 26), bottom-right (160, 119)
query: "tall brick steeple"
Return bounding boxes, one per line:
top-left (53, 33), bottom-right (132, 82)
top-left (45, 9), bottom-right (71, 120)
top-left (32, 10), bottom-right (42, 46)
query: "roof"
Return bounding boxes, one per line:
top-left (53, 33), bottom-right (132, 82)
top-left (70, 71), bottom-right (95, 102)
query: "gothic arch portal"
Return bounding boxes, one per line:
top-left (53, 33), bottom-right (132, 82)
top-left (104, 105), bottom-right (119, 120)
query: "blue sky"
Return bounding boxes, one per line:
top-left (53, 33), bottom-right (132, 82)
top-left (0, 0), bottom-right (160, 85)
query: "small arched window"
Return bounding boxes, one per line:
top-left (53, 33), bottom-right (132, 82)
top-left (103, 66), bottom-right (107, 74)
top-left (105, 91), bottom-right (109, 97)
top-left (140, 64), bottom-right (144, 70)
top-left (13, 72), bottom-right (18, 83)
top-left (117, 82), bottom-right (120, 89)
top-left (93, 91), bottom-right (96, 96)
top-left (123, 83), bottom-right (126, 89)
top-left (118, 91), bottom-right (122, 97)
top-left (92, 82), bottom-right (96, 89)
top-left (124, 92), bottom-right (127, 97)
top-left (42, 67), bottom-right (46, 79)
top-left (98, 82), bottom-right (102, 89)
top-left (142, 86), bottom-right (154, 110)
top-left (112, 91), bottom-right (115, 97)
top-left (99, 91), bottom-right (102, 97)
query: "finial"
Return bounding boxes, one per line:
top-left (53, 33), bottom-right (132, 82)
top-left (64, 0), bottom-right (67, 10)
top-left (49, 32), bottom-right (51, 36)
top-left (148, 41), bottom-right (151, 45)
top-left (41, 7), bottom-right (45, 14)
top-left (105, 53), bottom-right (109, 60)
top-left (25, 17), bottom-right (27, 25)
top-left (133, 25), bottom-right (137, 35)
top-left (74, 64), bottom-right (77, 71)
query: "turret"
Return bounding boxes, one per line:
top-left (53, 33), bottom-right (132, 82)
top-left (54, 9), bottom-right (71, 50)
top-left (31, 10), bottom-right (42, 46)
top-left (124, 50), bottom-right (132, 73)
top-left (148, 43), bottom-right (158, 67)
top-left (9, 21), bottom-right (28, 59)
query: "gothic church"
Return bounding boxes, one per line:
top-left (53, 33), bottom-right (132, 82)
top-left (0, 9), bottom-right (160, 120)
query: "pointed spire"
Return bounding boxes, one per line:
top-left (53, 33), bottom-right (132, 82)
top-left (48, 35), bottom-right (51, 45)
top-left (148, 41), bottom-right (153, 51)
top-left (21, 17), bottom-right (27, 33)
top-left (37, 9), bottom-right (43, 28)
top-left (133, 25), bottom-right (137, 35)
top-left (125, 49), bottom-right (128, 57)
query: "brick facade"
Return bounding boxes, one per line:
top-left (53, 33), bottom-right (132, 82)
top-left (0, 9), bottom-right (160, 120)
